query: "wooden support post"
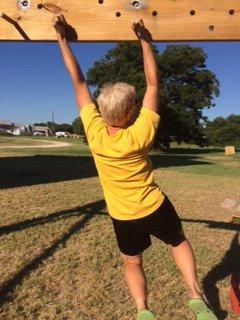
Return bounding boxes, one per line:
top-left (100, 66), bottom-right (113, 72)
top-left (0, 0), bottom-right (240, 42)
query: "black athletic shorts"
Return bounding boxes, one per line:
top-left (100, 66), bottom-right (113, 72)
top-left (111, 195), bottom-right (186, 256)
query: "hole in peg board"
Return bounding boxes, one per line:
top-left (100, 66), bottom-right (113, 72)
top-left (229, 9), bottom-right (235, 15)
top-left (190, 10), bottom-right (196, 16)
top-left (116, 12), bottom-right (121, 17)
top-left (152, 11), bottom-right (158, 16)
top-left (209, 25), bottom-right (215, 31)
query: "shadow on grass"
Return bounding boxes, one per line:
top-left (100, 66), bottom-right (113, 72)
top-left (0, 154), bottom-right (212, 189)
top-left (0, 199), bottom-right (106, 307)
top-left (160, 147), bottom-right (224, 155)
top-left (183, 218), bottom-right (240, 319)
top-left (182, 218), bottom-right (240, 232)
top-left (0, 155), bottom-right (98, 189)
top-left (0, 200), bottom-right (106, 237)
top-left (0, 208), bottom-right (239, 316)
top-left (203, 232), bottom-right (240, 320)
top-left (151, 154), bottom-right (211, 171)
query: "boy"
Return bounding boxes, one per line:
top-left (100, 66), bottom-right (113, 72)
top-left (53, 16), bottom-right (218, 320)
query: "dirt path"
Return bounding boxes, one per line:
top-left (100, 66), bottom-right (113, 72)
top-left (0, 139), bottom-right (73, 149)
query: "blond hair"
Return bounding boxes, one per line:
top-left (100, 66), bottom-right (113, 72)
top-left (97, 82), bottom-right (136, 127)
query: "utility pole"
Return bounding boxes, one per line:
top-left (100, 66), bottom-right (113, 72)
top-left (51, 109), bottom-right (55, 133)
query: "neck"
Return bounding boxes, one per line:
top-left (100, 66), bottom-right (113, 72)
top-left (109, 125), bottom-right (123, 129)
top-left (107, 125), bottom-right (122, 135)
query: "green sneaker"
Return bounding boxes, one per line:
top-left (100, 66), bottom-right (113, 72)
top-left (189, 298), bottom-right (218, 320)
top-left (137, 310), bottom-right (155, 320)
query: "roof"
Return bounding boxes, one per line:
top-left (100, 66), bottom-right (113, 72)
top-left (0, 120), bottom-right (14, 126)
top-left (34, 126), bottom-right (49, 132)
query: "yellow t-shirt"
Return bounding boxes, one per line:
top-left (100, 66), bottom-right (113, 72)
top-left (80, 103), bottom-right (165, 220)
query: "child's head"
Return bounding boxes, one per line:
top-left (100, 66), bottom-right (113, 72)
top-left (97, 82), bottom-right (138, 128)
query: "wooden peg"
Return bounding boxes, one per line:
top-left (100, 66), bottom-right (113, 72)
top-left (39, 3), bottom-right (62, 14)
top-left (0, 12), bottom-right (30, 40)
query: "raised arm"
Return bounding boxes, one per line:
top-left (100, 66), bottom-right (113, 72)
top-left (52, 15), bottom-right (93, 110)
top-left (132, 20), bottom-right (159, 113)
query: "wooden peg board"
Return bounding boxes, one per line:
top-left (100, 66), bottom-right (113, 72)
top-left (0, 0), bottom-right (240, 42)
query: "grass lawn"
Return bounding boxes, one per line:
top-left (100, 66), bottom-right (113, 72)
top-left (0, 137), bottom-right (239, 320)
top-left (0, 137), bottom-right (52, 147)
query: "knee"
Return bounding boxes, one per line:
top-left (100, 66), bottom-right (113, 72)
top-left (122, 254), bottom-right (142, 266)
top-left (170, 229), bottom-right (187, 247)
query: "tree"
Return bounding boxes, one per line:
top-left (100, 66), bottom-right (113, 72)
top-left (87, 43), bottom-right (219, 148)
top-left (72, 117), bottom-right (84, 135)
top-left (34, 122), bottom-right (48, 127)
top-left (205, 114), bottom-right (240, 147)
top-left (55, 123), bottom-right (73, 133)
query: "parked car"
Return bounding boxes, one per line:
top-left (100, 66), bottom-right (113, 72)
top-left (12, 129), bottom-right (22, 136)
top-left (55, 131), bottom-right (72, 138)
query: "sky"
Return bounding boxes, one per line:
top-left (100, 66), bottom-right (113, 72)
top-left (0, 41), bottom-right (239, 124)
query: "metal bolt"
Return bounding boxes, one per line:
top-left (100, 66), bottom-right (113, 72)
top-left (130, 0), bottom-right (145, 10)
top-left (18, 0), bottom-right (31, 10)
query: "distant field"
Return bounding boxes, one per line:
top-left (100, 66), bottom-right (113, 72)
top-left (0, 137), bottom-right (51, 146)
top-left (0, 136), bottom-right (89, 154)
top-left (0, 137), bottom-right (239, 320)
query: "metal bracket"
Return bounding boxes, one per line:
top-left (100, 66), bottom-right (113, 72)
top-left (17, 0), bottom-right (31, 11)
top-left (127, 0), bottom-right (147, 10)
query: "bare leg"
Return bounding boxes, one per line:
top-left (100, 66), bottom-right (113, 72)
top-left (170, 239), bottom-right (203, 299)
top-left (122, 241), bottom-right (201, 305)
top-left (122, 254), bottom-right (148, 311)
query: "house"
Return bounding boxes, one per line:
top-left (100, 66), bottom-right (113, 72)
top-left (13, 123), bottom-right (33, 136)
top-left (0, 120), bottom-right (15, 133)
top-left (33, 125), bottom-right (52, 137)
top-left (0, 120), bottom-right (52, 136)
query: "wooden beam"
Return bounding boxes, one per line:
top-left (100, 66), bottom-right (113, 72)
top-left (0, 0), bottom-right (240, 42)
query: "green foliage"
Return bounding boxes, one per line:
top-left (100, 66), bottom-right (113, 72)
top-left (87, 43), bottom-right (219, 149)
top-left (72, 117), bottom-right (84, 135)
top-left (34, 122), bottom-right (50, 127)
top-left (56, 123), bottom-right (73, 133)
top-left (205, 114), bottom-right (240, 147)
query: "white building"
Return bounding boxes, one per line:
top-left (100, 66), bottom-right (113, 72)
top-left (0, 120), bottom-right (15, 133)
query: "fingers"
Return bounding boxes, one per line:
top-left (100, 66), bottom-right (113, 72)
top-left (58, 14), bottom-right (65, 23)
top-left (132, 19), bottom-right (144, 28)
top-left (132, 21), bottom-right (137, 30)
top-left (52, 14), bottom-right (65, 26)
top-left (139, 19), bottom-right (144, 27)
top-left (52, 15), bottom-right (58, 25)
top-left (132, 19), bottom-right (145, 36)
top-left (132, 25), bottom-right (137, 32)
